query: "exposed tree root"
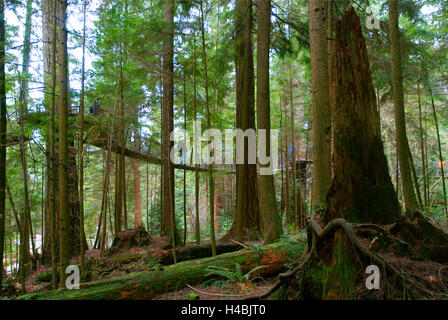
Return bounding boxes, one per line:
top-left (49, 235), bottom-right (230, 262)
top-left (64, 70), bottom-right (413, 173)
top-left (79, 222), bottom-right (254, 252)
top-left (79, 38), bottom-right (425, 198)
top-left (248, 211), bottom-right (448, 300)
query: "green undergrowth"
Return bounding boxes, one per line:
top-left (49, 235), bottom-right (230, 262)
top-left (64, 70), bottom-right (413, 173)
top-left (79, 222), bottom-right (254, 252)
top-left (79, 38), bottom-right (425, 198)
top-left (15, 238), bottom-right (305, 300)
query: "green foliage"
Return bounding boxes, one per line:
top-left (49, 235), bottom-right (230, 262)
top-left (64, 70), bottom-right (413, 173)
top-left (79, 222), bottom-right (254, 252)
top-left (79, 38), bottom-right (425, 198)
top-left (188, 292), bottom-right (199, 300)
top-left (4, 0), bottom-right (448, 296)
top-left (145, 255), bottom-right (161, 271)
top-left (35, 271), bottom-right (56, 283)
top-left (205, 263), bottom-right (268, 284)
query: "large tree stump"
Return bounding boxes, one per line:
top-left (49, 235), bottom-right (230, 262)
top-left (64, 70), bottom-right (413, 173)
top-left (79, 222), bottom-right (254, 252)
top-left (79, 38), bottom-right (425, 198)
top-left (276, 7), bottom-right (448, 300)
top-left (107, 227), bottom-right (151, 256)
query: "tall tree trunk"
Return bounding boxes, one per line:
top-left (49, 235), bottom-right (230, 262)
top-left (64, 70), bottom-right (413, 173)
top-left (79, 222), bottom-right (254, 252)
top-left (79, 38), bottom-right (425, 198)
top-left (407, 143), bottom-right (423, 210)
top-left (256, 0), bottom-right (282, 244)
top-left (388, 0), bottom-right (419, 213)
top-left (56, 0), bottom-right (70, 289)
top-left (279, 102), bottom-right (284, 214)
top-left (49, 0), bottom-right (58, 290)
top-left (304, 119), bottom-right (310, 208)
top-left (78, 0), bottom-right (87, 274)
top-left (114, 154), bottom-right (120, 233)
top-left (423, 97), bottom-right (429, 205)
top-left (233, 0), bottom-right (261, 241)
top-left (41, 0), bottom-right (56, 267)
top-left (193, 36), bottom-right (200, 245)
top-left (161, 0), bottom-right (179, 246)
top-left (282, 83), bottom-right (291, 225)
top-left (417, 81), bottom-right (428, 207)
top-left (308, 0), bottom-right (332, 211)
top-left (182, 77), bottom-right (187, 244)
top-left (122, 2), bottom-right (129, 231)
top-left (200, 1), bottom-right (216, 255)
top-left (0, 0), bottom-right (6, 290)
top-left (289, 67), bottom-right (300, 229)
top-left (132, 101), bottom-right (143, 229)
top-left (18, 0), bottom-right (34, 288)
top-left (100, 140), bottom-right (112, 257)
top-left (145, 163), bottom-right (150, 232)
top-left (41, 0), bottom-right (85, 267)
top-left (115, 45), bottom-right (125, 233)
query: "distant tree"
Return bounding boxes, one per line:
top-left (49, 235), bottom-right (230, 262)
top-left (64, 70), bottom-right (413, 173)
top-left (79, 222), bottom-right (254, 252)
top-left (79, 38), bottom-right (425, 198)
top-left (388, 0), bottom-right (419, 213)
top-left (0, 0), bottom-right (7, 290)
top-left (18, 0), bottom-right (34, 293)
top-left (200, 1), bottom-right (216, 255)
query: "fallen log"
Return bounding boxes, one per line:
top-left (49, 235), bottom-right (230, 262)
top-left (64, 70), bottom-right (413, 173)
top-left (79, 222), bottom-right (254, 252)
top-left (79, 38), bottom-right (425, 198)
top-left (33, 243), bottom-right (246, 284)
top-left (19, 240), bottom-right (303, 300)
top-left (156, 243), bottom-right (244, 265)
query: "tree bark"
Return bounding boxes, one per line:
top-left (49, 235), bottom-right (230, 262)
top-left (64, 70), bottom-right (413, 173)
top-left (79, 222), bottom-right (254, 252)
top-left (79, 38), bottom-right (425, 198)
top-left (161, 0), bottom-right (179, 246)
top-left (308, 0), bottom-right (332, 211)
top-left (132, 158), bottom-right (143, 228)
top-left (56, 0), bottom-right (70, 288)
top-left (49, 0), bottom-right (58, 289)
top-left (256, 0), bottom-right (282, 244)
top-left (114, 45), bottom-right (125, 233)
top-left (325, 7), bottom-right (401, 226)
top-left (41, 0), bottom-right (56, 268)
top-left (229, 0), bottom-right (261, 242)
top-left (282, 80), bottom-right (291, 225)
top-left (407, 143), bottom-right (423, 210)
top-left (132, 116), bottom-right (143, 229)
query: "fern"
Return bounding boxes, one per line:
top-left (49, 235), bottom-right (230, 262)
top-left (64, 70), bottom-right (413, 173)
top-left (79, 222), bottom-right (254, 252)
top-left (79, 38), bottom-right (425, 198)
top-left (205, 263), bottom-right (268, 283)
top-left (242, 265), bottom-right (268, 280)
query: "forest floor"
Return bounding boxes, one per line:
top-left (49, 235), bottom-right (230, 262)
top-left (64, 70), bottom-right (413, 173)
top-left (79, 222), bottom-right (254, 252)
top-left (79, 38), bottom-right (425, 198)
top-left (18, 247), bottom-right (280, 300)
top-left (7, 220), bottom-right (448, 300)
top-left (18, 229), bottom-right (279, 298)
top-left (152, 278), bottom-right (277, 300)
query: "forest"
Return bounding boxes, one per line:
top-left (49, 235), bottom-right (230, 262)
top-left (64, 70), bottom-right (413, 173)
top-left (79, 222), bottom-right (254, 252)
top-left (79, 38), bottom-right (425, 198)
top-left (0, 0), bottom-right (447, 301)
